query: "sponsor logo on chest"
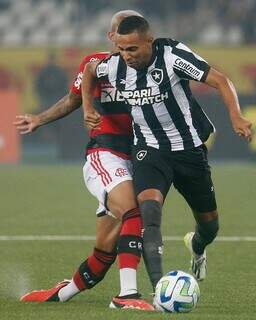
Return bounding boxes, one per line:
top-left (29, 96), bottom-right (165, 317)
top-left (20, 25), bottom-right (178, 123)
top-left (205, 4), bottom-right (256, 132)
top-left (101, 87), bottom-right (125, 102)
top-left (121, 87), bottom-right (168, 106)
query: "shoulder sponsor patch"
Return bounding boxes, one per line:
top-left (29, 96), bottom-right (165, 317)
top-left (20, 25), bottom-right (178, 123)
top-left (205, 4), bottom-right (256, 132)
top-left (174, 57), bottom-right (203, 80)
top-left (96, 62), bottom-right (108, 78)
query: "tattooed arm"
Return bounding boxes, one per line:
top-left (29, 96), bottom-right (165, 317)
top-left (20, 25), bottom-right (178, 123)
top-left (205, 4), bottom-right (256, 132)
top-left (14, 92), bottom-right (82, 134)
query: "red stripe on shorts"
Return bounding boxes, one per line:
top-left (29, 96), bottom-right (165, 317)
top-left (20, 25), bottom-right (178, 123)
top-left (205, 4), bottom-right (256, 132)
top-left (95, 151), bottom-right (112, 184)
top-left (90, 152), bottom-right (111, 186)
top-left (90, 152), bottom-right (108, 186)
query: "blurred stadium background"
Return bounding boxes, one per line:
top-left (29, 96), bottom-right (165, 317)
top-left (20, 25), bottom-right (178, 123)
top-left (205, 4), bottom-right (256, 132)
top-left (0, 0), bottom-right (255, 163)
top-left (0, 1), bottom-right (255, 319)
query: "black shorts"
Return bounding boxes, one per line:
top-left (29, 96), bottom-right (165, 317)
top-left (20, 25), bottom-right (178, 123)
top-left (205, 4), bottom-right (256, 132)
top-left (132, 145), bottom-right (217, 213)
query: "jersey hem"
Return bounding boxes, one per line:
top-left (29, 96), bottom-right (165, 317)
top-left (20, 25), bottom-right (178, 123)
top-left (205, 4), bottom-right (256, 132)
top-left (86, 147), bottom-right (131, 160)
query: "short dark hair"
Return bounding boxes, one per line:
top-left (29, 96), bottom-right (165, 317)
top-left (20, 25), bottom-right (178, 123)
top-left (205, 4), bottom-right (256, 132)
top-left (117, 16), bottom-right (150, 35)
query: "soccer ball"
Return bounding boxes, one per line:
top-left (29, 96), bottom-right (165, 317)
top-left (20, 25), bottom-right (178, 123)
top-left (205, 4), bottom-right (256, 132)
top-left (153, 270), bottom-right (200, 313)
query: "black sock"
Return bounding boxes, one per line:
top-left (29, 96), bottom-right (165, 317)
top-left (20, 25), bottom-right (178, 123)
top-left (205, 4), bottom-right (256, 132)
top-left (192, 218), bottom-right (219, 255)
top-left (140, 200), bottom-right (163, 290)
top-left (192, 232), bottom-right (207, 255)
top-left (143, 226), bottom-right (163, 289)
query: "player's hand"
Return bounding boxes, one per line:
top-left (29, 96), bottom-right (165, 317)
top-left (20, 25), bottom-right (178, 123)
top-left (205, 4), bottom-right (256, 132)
top-left (84, 110), bottom-right (101, 130)
top-left (13, 114), bottom-right (40, 134)
top-left (230, 114), bottom-right (253, 142)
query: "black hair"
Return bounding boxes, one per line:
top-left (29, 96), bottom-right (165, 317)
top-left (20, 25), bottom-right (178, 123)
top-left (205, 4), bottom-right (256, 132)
top-left (117, 16), bottom-right (150, 35)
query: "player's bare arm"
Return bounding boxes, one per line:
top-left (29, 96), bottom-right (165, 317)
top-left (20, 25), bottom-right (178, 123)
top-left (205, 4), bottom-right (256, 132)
top-left (205, 67), bottom-right (253, 141)
top-left (14, 92), bottom-right (82, 134)
top-left (81, 61), bottom-right (101, 130)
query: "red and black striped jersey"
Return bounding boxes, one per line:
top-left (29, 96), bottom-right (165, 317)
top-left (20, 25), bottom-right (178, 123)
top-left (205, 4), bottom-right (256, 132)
top-left (70, 52), bottom-right (132, 158)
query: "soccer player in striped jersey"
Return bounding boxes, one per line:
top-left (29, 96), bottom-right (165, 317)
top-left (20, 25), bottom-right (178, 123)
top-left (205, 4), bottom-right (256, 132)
top-left (82, 16), bottom-right (252, 289)
top-left (14, 11), bottom-right (154, 311)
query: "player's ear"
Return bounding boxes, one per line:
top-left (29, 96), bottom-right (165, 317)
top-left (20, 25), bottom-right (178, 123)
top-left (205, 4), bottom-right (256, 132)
top-left (107, 31), bottom-right (114, 42)
top-left (147, 36), bottom-right (154, 45)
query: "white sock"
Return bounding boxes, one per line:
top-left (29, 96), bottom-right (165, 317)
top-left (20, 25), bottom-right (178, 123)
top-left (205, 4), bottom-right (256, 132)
top-left (119, 268), bottom-right (137, 297)
top-left (58, 279), bottom-right (80, 302)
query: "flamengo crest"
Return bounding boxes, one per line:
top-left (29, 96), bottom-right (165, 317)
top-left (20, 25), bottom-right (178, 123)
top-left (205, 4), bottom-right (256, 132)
top-left (150, 68), bottom-right (163, 85)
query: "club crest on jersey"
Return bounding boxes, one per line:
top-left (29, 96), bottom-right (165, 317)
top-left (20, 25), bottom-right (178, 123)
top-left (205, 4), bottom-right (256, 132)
top-left (150, 68), bottom-right (163, 85)
top-left (136, 150), bottom-right (147, 161)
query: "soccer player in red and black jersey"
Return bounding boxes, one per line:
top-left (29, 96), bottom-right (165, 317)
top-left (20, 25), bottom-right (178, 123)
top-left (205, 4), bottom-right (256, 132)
top-left (14, 10), bottom-right (154, 311)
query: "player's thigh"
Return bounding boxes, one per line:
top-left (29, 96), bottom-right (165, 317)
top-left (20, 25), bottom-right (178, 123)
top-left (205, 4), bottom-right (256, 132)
top-left (132, 148), bottom-right (172, 201)
top-left (95, 215), bottom-right (121, 252)
top-left (107, 180), bottom-right (137, 219)
top-left (83, 151), bottom-right (133, 216)
top-left (173, 151), bottom-right (217, 213)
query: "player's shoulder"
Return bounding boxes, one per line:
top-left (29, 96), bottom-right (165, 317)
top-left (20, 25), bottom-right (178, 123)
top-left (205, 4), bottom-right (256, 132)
top-left (81, 52), bottom-right (111, 65)
top-left (102, 51), bottom-right (119, 62)
top-left (154, 37), bottom-right (180, 49)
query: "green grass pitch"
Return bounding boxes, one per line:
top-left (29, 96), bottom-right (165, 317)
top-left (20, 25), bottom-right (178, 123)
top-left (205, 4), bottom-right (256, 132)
top-left (0, 164), bottom-right (255, 320)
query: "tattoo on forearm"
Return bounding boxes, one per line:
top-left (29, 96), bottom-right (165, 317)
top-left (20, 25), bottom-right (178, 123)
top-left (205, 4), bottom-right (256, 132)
top-left (39, 94), bottom-right (81, 125)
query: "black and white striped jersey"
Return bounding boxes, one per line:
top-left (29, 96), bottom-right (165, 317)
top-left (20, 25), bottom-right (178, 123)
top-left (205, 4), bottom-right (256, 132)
top-left (95, 38), bottom-right (215, 151)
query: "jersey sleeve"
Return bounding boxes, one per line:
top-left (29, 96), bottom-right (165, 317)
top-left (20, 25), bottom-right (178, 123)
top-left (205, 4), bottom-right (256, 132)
top-left (70, 53), bottom-right (110, 94)
top-left (171, 42), bottom-right (210, 82)
top-left (70, 57), bottom-right (87, 94)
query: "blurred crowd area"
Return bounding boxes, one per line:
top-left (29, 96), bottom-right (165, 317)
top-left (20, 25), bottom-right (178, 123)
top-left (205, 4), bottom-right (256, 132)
top-left (0, 0), bottom-right (255, 163)
top-left (0, 0), bottom-right (256, 46)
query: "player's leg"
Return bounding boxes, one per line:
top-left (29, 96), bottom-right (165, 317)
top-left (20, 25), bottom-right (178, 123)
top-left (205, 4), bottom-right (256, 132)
top-left (184, 209), bottom-right (219, 280)
top-left (21, 213), bottom-right (121, 302)
top-left (85, 151), bottom-right (154, 310)
top-left (132, 147), bottom-right (172, 291)
top-left (106, 182), bottom-right (154, 310)
top-left (107, 180), bottom-right (141, 297)
top-left (21, 151), bottom-right (154, 309)
top-left (58, 213), bottom-right (121, 301)
top-left (21, 154), bottom-right (122, 303)
top-left (59, 151), bottom-right (134, 302)
top-left (173, 145), bottom-right (219, 280)
top-left (191, 209), bottom-right (219, 256)
top-left (136, 176), bottom-right (166, 291)
top-left (95, 212), bottom-right (121, 252)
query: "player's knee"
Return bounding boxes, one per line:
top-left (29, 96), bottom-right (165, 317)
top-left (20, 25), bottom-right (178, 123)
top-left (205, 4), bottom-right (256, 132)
top-left (96, 229), bottom-right (120, 253)
top-left (107, 200), bottom-right (138, 220)
top-left (107, 182), bottom-right (138, 219)
top-left (95, 241), bottom-right (116, 253)
top-left (140, 200), bottom-right (162, 228)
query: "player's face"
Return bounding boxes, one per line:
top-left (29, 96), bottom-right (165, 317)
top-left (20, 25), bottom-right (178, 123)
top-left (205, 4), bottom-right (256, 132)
top-left (116, 31), bottom-right (153, 70)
